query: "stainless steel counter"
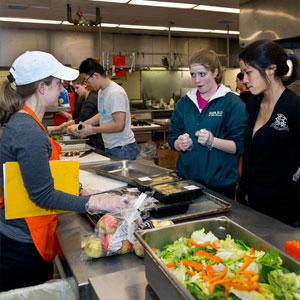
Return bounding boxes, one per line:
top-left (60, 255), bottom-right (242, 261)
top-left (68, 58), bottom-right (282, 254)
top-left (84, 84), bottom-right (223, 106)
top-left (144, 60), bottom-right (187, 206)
top-left (56, 189), bottom-right (300, 300)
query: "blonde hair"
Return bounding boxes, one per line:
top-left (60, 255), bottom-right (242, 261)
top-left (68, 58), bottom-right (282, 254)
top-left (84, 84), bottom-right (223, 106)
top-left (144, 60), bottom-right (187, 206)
top-left (72, 74), bottom-right (85, 85)
top-left (72, 74), bottom-right (94, 92)
top-left (0, 75), bottom-right (54, 125)
top-left (189, 49), bottom-right (222, 83)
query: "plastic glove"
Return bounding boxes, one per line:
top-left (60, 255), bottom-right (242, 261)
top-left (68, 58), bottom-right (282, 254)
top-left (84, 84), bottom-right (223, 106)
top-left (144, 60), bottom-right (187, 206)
top-left (292, 166), bottom-right (300, 182)
top-left (176, 133), bottom-right (193, 151)
top-left (48, 126), bottom-right (63, 135)
top-left (67, 124), bottom-right (79, 135)
top-left (80, 189), bottom-right (103, 196)
top-left (86, 194), bottom-right (130, 215)
top-left (77, 122), bottom-right (94, 137)
top-left (196, 129), bottom-right (214, 149)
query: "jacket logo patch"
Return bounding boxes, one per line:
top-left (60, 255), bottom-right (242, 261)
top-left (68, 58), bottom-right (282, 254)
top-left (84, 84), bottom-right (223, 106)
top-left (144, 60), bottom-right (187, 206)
top-left (208, 111), bottom-right (223, 117)
top-left (270, 113), bottom-right (289, 131)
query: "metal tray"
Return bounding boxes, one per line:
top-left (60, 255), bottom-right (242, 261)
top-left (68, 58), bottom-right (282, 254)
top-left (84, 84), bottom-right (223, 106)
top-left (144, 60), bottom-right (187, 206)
top-left (85, 190), bottom-right (231, 226)
top-left (93, 160), bottom-right (170, 185)
top-left (135, 216), bottom-right (300, 300)
top-left (166, 190), bottom-right (231, 222)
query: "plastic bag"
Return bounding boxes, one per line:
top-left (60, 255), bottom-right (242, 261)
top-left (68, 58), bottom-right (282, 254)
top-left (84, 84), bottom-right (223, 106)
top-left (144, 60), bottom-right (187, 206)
top-left (138, 141), bottom-right (157, 160)
top-left (82, 192), bottom-right (156, 259)
top-left (0, 278), bottom-right (78, 300)
top-left (133, 219), bottom-right (175, 258)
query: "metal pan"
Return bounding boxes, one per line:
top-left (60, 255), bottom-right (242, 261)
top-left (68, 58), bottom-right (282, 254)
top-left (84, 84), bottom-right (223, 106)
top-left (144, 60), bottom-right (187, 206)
top-left (93, 160), bottom-right (170, 185)
top-left (135, 216), bottom-right (300, 300)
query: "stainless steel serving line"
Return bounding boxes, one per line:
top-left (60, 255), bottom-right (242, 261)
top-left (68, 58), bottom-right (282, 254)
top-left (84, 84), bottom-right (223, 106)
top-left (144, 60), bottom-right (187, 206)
top-left (56, 186), bottom-right (300, 300)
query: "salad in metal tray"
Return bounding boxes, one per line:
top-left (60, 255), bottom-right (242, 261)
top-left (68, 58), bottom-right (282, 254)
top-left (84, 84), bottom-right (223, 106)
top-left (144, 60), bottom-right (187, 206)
top-left (154, 229), bottom-right (300, 300)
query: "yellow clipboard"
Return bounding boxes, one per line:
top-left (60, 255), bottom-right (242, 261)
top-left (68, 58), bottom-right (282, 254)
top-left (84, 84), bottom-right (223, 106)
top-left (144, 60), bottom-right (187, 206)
top-left (4, 160), bottom-right (79, 220)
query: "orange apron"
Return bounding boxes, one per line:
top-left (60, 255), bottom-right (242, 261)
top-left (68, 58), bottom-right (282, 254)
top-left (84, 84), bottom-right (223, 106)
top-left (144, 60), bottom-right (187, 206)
top-left (0, 105), bottom-right (62, 262)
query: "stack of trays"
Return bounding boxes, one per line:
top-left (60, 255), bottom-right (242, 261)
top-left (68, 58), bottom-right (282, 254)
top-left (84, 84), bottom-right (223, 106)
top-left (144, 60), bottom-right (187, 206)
top-left (135, 175), bottom-right (205, 217)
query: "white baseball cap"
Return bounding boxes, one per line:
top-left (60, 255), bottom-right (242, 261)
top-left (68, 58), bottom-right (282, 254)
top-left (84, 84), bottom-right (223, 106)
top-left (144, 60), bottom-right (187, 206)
top-left (9, 51), bottom-right (79, 86)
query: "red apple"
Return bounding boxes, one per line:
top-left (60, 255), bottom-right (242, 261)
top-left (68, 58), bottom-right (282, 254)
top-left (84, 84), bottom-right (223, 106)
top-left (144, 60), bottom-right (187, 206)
top-left (120, 240), bottom-right (133, 254)
top-left (102, 234), bottom-right (113, 253)
top-left (97, 214), bottom-right (118, 235)
top-left (134, 240), bottom-right (144, 257)
top-left (84, 237), bottom-right (103, 258)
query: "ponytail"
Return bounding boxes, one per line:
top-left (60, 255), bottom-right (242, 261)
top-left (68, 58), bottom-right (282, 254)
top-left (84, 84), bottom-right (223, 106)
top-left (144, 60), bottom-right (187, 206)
top-left (0, 76), bottom-right (23, 126)
top-left (283, 53), bottom-right (300, 86)
top-left (0, 75), bottom-right (54, 126)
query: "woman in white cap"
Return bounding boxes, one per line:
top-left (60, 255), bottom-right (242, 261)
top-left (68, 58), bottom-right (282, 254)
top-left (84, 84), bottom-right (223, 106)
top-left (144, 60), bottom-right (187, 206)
top-left (0, 51), bottom-right (127, 291)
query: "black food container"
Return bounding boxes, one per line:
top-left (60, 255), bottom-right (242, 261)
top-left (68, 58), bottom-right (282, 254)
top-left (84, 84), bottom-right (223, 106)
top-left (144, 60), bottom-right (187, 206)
top-left (134, 173), bottom-right (182, 192)
top-left (152, 180), bottom-right (204, 204)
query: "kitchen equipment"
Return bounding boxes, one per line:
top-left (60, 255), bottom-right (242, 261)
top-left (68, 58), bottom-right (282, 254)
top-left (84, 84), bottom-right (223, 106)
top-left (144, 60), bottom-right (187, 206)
top-left (135, 216), bottom-right (300, 300)
top-left (93, 160), bottom-right (170, 185)
top-left (79, 149), bottom-right (93, 158)
top-left (152, 118), bottom-right (170, 126)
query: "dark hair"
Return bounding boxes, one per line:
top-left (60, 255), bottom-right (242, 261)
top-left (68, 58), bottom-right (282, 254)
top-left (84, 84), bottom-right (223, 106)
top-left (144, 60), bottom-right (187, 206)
top-left (0, 75), bottom-right (54, 125)
top-left (237, 72), bottom-right (244, 81)
top-left (79, 58), bottom-right (106, 78)
top-left (189, 49), bottom-right (222, 84)
top-left (239, 39), bottom-right (300, 86)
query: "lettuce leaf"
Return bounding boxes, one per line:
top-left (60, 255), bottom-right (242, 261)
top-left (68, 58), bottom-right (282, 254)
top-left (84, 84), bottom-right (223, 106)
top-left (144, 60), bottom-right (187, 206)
top-left (258, 249), bottom-right (282, 283)
top-left (268, 269), bottom-right (300, 300)
top-left (191, 229), bottom-right (218, 244)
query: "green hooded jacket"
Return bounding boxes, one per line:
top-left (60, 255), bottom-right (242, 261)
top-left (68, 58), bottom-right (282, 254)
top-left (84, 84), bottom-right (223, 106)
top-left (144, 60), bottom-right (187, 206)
top-left (168, 85), bottom-right (247, 189)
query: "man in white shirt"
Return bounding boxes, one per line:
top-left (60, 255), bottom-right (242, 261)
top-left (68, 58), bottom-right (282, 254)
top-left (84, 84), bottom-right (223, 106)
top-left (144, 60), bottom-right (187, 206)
top-left (77, 58), bottom-right (137, 160)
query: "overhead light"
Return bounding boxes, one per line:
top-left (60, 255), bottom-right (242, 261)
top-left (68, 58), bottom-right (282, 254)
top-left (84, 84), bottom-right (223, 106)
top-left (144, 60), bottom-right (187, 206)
top-left (171, 27), bottom-right (211, 33)
top-left (0, 17), bottom-right (61, 24)
top-left (119, 24), bottom-right (168, 30)
top-left (194, 5), bottom-right (240, 14)
top-left (62, 21), bottom-right (73, 25)
top-left (98, 23), bottom-right (119, 27)
top-left (208, 29), bottom-right (240, 34)
top-left (88, 0), bottom-right (129, 3)
top-left (0, 17), bottom-right (239, 35)
top-left (171, 27), bottom-right (239, 35)
top-left (129, 0), bottom-right (196, 9)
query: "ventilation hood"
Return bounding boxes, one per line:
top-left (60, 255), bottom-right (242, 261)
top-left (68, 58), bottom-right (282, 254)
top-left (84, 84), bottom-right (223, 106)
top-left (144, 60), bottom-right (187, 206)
top-left (239, 0), bottom-right (300, 47)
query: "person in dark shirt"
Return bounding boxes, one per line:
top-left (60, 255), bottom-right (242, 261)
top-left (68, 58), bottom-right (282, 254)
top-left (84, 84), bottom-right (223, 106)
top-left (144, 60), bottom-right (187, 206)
top-left (236, 72), bottom-right (252, 103)
top-left (51, 74), bottom-right (104, 150)
top-left (237, 39), bottom-right (300, 226)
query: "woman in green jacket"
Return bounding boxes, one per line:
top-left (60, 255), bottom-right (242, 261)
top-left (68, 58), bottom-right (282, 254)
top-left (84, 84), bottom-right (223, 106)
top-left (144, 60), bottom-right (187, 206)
top-left (168, 49), bottom-right (247, 199)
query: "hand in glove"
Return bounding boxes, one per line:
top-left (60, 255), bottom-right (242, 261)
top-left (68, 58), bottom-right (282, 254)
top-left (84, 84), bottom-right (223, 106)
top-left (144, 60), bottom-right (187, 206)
top-left (80, 189), bottom-right (103, 196)
top-left (86, 194), bottom-right (130, 215)
top-left (175, 133), bottom-right (193, 151)
top-left (196, 129), bottom-right (214, 149)
top-left (292, 166), bottom-right (300, 182)
top-left (77, 122), bottom-right (94, 137)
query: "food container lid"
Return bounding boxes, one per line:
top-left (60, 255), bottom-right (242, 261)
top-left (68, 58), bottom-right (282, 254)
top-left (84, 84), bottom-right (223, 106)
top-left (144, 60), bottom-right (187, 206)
top-left (134, 173), bottom-right (182, 192)
top-left (152, 180), bottom-right (204, 204)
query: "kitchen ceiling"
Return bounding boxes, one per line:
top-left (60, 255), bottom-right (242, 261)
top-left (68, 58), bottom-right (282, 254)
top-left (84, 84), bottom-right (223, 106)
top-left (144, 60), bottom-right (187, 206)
top-left (0, 0), bottom-right (240, 38)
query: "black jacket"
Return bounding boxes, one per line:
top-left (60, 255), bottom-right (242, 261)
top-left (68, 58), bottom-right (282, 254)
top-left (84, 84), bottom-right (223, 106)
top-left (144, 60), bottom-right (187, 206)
top-left (237, 88), bottom-right (300, 223)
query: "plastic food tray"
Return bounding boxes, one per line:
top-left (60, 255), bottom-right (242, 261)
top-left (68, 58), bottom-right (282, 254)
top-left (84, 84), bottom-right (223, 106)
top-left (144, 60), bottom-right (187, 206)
top-left (135, 216), bottom-right (300, 300)
top-left (135, 173), bottom-right (182, 192)
top-left (152, 180), bottom-right (204, 204)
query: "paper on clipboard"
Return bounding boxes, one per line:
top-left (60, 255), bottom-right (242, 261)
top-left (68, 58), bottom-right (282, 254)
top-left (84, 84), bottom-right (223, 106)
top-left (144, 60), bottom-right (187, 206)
top-left (4, 160), bottom-right (79, 220)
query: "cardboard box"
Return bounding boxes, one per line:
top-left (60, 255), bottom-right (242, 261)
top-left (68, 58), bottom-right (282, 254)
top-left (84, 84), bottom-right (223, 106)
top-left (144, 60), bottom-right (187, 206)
top-left (155, 149), bottom-right (179, 169)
